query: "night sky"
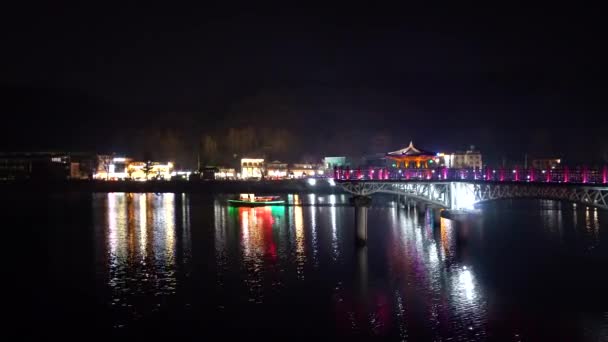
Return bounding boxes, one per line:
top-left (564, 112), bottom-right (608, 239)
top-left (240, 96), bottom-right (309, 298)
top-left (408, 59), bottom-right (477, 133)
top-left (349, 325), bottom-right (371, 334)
top-left (2, 4), bottom-right (607, 166)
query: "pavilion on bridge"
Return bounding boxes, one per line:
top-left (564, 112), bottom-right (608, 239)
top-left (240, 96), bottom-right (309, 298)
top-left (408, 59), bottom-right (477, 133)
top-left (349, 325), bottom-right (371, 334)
top-left (386, 141), bottom-right (438, 168)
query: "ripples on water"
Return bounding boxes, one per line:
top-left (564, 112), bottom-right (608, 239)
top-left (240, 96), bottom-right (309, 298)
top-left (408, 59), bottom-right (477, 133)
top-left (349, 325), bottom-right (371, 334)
top-left (6, 193), bottom-right (607, 339)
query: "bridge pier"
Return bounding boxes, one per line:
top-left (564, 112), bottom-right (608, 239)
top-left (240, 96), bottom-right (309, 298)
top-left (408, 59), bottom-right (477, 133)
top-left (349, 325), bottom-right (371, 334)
top-left (416, 201), bottom-right (427, 216)
top-left (432, 207), bottom-right (442, 225)
top-left (350, 195), bottom-right (372, 245)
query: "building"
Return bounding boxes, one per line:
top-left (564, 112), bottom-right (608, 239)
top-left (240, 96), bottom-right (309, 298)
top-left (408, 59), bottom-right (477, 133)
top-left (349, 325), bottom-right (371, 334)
top-left (322, 156), bottom-right (348, 170)
top-left (386, 141), bottom-right (438, 168)
top-left (93, 156), bottom-right (173, 180)
top-left (215, 168), bottom-right (237, 180)
top-left (444, 146), bottom-right (483, 169)
top-left (127, 161), bottom-right (173, 180)
top-left (531, 158), bottom-right (561, 170)
top-left (289, 163), bottom-right (318, 178)
top-left (241, 158), bottom-right (264, 179)
top-left (266, 160), bottom-right (288, 179)
top-left (93, 155), bottom-right (131, 180)
top-left (0, 152), bottom-right (76, 180)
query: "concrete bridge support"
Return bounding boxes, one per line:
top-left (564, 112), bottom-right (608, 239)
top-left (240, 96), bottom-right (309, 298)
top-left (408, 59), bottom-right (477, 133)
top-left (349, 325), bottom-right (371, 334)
top-left (432, 207), bottom-right (442, 226)
top-left (350, 195), bottom-right (372, 245)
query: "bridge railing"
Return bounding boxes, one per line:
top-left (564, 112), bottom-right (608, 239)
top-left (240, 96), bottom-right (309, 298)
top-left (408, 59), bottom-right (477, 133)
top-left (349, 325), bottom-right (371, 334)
top-left (332, 165), bottom-right (608, 184)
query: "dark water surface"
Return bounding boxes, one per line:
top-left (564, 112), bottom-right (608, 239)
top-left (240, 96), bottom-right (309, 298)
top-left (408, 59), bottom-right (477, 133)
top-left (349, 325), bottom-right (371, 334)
top-left (5, 193), bottom-right (608, 340)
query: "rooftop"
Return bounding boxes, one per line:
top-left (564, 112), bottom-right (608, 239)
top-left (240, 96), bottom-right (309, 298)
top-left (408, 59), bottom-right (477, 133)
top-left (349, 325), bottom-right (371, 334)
top-left (386, 141), bottom-right (436, 157)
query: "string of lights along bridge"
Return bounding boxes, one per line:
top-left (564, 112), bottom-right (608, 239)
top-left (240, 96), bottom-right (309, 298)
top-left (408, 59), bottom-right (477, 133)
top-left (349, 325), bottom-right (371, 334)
top-left (333, 165), bottom-right (608, 184)
top-left (332, 140), bottom-right (607, 184)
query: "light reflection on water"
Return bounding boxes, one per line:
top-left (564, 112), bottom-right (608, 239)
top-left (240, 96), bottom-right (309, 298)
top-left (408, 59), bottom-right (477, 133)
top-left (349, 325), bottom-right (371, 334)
top-left (93, 194), bottom-right (607, 339)
top-left (98, 193), bottom-right (189, 327)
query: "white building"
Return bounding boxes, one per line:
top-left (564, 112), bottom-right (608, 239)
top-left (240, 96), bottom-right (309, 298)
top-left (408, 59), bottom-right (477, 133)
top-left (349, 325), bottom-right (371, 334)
top-left (444, 147), bottom-right (483, 169)
top-left (241, 158), bottom-right (264, 179)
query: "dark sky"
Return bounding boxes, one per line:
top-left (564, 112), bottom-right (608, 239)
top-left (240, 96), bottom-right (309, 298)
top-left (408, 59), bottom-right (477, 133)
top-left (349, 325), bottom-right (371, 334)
top-left (1, 3), bottom-right (607, 165)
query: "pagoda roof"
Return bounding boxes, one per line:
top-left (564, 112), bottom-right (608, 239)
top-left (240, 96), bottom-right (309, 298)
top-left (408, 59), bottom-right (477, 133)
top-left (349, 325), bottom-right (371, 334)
top-left (386, 141), bottom-right (436, 157)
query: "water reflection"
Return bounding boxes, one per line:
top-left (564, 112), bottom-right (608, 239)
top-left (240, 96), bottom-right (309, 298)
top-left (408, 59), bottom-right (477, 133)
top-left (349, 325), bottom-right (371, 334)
top-left (97, 193), bottom-right (190, 328)
top-left (88, 194), bottom-right (608, 338)
top-left (223, 205), bottom-right (287, 303)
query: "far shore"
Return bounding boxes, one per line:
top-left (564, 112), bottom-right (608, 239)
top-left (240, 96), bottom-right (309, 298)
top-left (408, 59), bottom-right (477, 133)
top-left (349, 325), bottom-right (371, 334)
top-left (0, 179), bottom-right (344, 194)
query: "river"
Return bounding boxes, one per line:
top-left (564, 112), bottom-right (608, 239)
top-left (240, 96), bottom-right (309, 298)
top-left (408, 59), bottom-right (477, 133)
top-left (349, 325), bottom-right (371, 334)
top-left (5, 193), bottom-right (608, 340)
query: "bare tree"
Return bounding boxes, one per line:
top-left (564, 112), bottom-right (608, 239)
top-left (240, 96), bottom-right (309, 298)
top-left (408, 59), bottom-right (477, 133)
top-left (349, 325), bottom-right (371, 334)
top-left (142, 160), bottom-right (153, 180)
top-left (201, 134), bottom-right (219, 166)
top-left (98, 155), bottom-right (114, 180)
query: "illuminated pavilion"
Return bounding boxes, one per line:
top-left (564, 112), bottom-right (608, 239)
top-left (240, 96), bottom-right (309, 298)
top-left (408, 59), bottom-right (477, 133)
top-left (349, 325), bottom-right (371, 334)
top-left (386, 141), bottom-right (437, 168)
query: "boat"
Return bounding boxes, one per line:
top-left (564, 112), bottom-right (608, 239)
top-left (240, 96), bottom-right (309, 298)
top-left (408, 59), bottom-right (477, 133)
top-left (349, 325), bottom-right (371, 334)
top-left (227, 193), bottom-right (285, 207)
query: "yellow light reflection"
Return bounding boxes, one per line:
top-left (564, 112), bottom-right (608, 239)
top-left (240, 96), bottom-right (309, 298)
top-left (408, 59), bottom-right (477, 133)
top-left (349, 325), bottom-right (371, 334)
top-left (294, 205), bottom-right (305, 278)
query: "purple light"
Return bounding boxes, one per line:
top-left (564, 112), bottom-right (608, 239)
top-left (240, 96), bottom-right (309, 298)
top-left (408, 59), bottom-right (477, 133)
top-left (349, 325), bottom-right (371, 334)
top-left (603, 165), bottom-right (607, 184)
top-left (563, 166), bottom-right (569, 183)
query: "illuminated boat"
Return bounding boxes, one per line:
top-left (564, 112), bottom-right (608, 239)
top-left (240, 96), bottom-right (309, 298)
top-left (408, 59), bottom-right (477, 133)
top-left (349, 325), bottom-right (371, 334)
top-left (227, 194), bottom-right (285, 207)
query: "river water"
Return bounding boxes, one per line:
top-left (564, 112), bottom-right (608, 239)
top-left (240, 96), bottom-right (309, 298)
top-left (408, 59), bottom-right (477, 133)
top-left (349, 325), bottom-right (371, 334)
top-left (5, 193), bottom-right (608, 340)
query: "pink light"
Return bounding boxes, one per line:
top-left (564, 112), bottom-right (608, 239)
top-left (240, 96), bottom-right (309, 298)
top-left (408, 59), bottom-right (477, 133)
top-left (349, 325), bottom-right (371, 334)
top-left (442, 167), bottom-right (448, 179)
top-left (563, 166), bottom-right (569, 183)
top-left (603, 165), bottom-right (607, 184)
top-left (499, 168), bottom-right (505, 182)
top-left (368, 168), bottom-right (374, 180)
top-left (486, 167), bottom-right (492, 181)
top-left (582, 165), bottom-right (588, 183)
top-left (546, 169), bottom-right (551, 182)
top-left (514, 166), bottom-right (520, 181)
top-left (529, 168), bottom-right (535, 182)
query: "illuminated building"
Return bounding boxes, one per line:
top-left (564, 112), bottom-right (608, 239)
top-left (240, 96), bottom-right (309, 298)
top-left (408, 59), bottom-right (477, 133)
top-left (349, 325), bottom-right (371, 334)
top-left (241, 158), bottom-right (264, 179)
top-left (445, 147), bottom-right (483, 169)
top-left (289, 163), bottom-right (317, 178)
top-left (386, 141), bottom-right (437, 168)
top-left (323, 156), bottom-right (348, 170)
top-left (215, 168), bottom-right (236, 180)
top-left (93, 156), bottom-right (131, 180)
top-left (127, 161), bottom-right (173, 180)
top-left (532, 158), bottom-right (561, 170)
top-left (266, 160), bottom-right (288, 179)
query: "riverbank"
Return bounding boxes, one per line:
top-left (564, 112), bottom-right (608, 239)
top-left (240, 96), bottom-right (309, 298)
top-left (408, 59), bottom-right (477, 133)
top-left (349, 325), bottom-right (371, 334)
top-left (0, 179), bottom-right (344, 194)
